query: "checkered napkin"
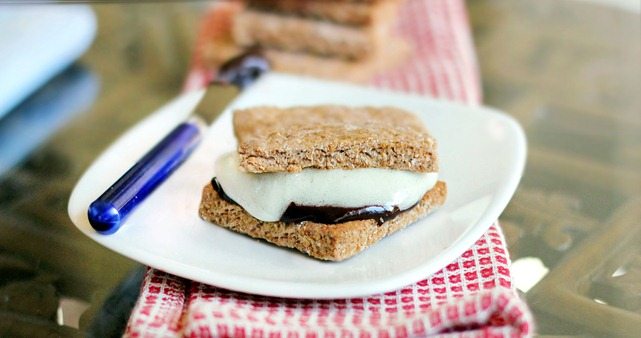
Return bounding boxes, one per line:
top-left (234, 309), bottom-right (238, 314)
top-left (124, 1), bottom-right (533, 336)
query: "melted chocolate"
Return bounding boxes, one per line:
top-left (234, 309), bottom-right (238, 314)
top-left (211, 177), bottom-right (412, 225)
top-left (211, 177), bottom-right (238, 205)
top-left (280, 204), bottom-right (406, 225)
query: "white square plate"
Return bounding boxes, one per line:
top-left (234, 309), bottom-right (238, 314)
top-left (68, 73), bottom-right (526, 299)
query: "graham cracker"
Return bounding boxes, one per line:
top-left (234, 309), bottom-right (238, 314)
top-left (200, 2), bottom-right (410, 83)
top-left (246, 0), bottom-right (400, 26)
top-left (199, 181), bottom-right (447, 261)
top-left (232, 8), bottom-right (390, 60)
top-left (233, 106), bottom-right (439, 173)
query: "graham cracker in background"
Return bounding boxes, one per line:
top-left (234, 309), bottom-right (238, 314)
top-left (199, 1), bottom-right (410, 83)
top-left (233, 8), bottom-right (387, 60)
top-left (246, 0), bottom-right (400, 26)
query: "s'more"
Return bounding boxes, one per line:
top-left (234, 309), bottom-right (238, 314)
top-left (199, 105), bottom-right (446, 261)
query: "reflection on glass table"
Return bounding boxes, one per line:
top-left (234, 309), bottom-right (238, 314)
top-left (0, 65), bottom-right (99, 177)
top-left (468, 0), bottom-right (641, 335)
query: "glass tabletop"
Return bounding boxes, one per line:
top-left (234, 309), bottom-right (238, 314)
top-left (0, 0), bottom-right (639, 336)
top-left (468, 0), bottom-right (641, 336)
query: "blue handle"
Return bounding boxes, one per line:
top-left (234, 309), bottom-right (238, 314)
top-left (88, 121), bottom-right (202, 234)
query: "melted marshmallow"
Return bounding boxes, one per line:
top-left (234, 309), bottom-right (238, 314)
top-left (215, 152), bottom-right (438, 222)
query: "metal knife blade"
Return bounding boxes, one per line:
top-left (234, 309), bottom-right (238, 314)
top-left (87, 50), bottom-right (269, 234)
top-left (193, 84), bottom-right (239, 125)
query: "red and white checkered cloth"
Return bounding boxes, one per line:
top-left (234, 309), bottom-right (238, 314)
top-left (125, 1), bottom-right (533, 336)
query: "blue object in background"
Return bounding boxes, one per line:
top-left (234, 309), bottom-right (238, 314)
top-left (0, 5), bottom-right (96, 118)
top-left (0, 64), bottom-right (99, 177)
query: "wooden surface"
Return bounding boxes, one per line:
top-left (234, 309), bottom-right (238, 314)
top-left (0, 0), bottom-right (639, 336)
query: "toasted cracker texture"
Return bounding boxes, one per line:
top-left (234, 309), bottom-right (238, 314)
top-left (199, 181), bottom-right (446, 261)
top-left (200, 2), bottom-right (410, 83)
top-left (233, 105), bottom-right (439, 173)
top-left (232, 8), bottom-right (389, 60)
top-left (246, 0), bottom-right (400, 27)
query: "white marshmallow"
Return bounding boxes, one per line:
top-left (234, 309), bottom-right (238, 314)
top-left (215, 152), bottom-right (438, 222)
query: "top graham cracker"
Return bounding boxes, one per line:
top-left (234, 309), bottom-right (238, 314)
top-left (232, 105), bottom-right (439, 173)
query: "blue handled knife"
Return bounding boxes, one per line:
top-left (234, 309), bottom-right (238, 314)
top-left (88, 51), bottom-right (269, 234)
